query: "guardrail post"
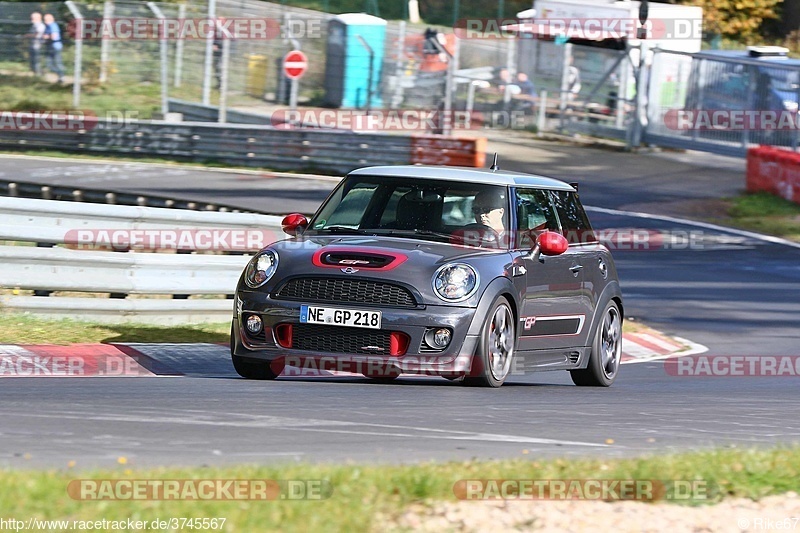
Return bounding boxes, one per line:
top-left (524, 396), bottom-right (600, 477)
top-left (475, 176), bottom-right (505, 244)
top-left (8, 183), bottom-right (18, 197)
top-left (41, 186), bottom-right (51, 200)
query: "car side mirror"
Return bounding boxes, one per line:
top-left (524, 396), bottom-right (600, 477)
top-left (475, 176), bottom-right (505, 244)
top-left (539, 231), bottom-right (569, 256)
top-left (527, 231), bottom-right (568, 262)
top-left (281, 213), bottom-right (308, 237)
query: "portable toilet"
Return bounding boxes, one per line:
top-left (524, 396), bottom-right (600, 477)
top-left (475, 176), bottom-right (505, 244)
top-left (323, 13), bottom-right (386, 109)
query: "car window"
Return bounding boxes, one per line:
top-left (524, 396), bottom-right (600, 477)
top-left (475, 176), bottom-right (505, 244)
top-left (309, 176), bottom-right (509, 247)
top-left (514, 189), bottom-right (561, 248)
top-left (314, 182), bottom-right (379, 228)
top-left (550, 190), bottom-right (597, 244)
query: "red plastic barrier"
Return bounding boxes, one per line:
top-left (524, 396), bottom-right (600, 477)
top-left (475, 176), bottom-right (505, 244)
top-left (410, 136), bottom-right (486, 167)
top-left (746, 146), bottom-right (800, 204)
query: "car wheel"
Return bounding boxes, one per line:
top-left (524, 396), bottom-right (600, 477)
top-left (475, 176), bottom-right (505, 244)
top-left (230, 323), bottom-right (282, 380)
top-left (464, 296), bottom-right (515, 388)
top-left (570, 301), bottom-right (621, 387)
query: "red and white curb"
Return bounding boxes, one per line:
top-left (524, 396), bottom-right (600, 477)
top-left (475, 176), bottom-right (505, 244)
top-left (0, 329), bottom-right (703, 378)
top-left (621, 328), bottom-right (708, 364)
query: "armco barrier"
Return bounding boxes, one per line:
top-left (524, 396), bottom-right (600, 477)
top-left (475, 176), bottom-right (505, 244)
top-left (0, 197), bottom-right (285, 324)
top-left (0, 114), bottom-right (486, 174)
top-left (746, 146), bottom-right (800, 204)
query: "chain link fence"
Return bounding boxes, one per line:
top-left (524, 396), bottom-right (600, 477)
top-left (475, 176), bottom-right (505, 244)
top-left (646, 48), bottom-right (800, 154)
top-left (4, 1), bottom-right (800, 156)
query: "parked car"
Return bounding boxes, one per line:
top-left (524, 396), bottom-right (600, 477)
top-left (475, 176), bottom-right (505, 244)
top-left (231, 164), bottom-right (623, 387)
top-left (684, 47), bottom-right (800, 145)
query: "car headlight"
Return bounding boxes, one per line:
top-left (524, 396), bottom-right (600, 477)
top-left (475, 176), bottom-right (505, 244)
top-left (433, 263), bottom-right (478, 302)
top-left (244, 250), bottom-right (279, 288)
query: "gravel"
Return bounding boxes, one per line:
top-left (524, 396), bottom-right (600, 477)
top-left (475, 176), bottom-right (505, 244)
top-left (393, 492), bottom-right (800, 532)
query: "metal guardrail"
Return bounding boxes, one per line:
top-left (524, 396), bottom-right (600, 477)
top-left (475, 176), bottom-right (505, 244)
top-left (0, 197), bottom-right (285, 323)
top-left (0, 118), bottom-right (416, 175)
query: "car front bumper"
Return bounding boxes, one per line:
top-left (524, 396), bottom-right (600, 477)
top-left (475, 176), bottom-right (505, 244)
top-left (231, 291), bottom-right (480, 376)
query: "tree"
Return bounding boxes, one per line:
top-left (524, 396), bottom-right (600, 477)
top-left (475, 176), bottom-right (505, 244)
top-left (676, 0), bottom-right (784, 43)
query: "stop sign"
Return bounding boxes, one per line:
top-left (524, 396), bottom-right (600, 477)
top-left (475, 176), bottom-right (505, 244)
top-left (283, 50), bottom-right (308, 80)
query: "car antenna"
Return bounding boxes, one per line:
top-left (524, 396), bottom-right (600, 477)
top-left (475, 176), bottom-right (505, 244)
top-left (490, 153), bottom-right (499, 172)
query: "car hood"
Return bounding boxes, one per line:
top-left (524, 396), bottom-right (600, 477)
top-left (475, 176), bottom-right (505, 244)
top-left (262, 235), bottom-right (511, 305)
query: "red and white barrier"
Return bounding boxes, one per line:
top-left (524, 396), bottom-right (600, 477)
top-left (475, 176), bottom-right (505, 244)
top-left (746, 146), bottom-right (800, 204)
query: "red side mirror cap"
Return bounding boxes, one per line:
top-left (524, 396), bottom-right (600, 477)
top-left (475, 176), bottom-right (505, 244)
top-left (538, 231), bottom-right (568, 256)
top-left (281, 213), bottom-right (308, 236)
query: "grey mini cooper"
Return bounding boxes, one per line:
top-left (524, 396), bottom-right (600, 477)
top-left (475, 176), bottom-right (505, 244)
top-left (232, 165), bottom-right (623, 387)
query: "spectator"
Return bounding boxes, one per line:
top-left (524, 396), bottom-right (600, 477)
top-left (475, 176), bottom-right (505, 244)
top-left (42, 13), bottom-right (64, 84)
top-left (566, 58), bottom-right (581, 103)
top-left (213, 17), bottom-right (235, 90)
top-left (28, 12), bottom-right (45, 76)
top-left (515, 72), bottom-right (536, 97)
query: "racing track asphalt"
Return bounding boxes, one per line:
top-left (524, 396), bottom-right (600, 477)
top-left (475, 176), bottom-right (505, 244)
top-left (1, 139), bottom-right (799, 469)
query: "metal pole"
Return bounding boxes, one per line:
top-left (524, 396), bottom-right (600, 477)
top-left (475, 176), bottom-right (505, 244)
top-left (466, 82), bottom-right (476, 129)
top-left (630, 43), bottom-right (647, 149)
top-left (289, 75), bottom-right (299, 114)
top-left (65, 1), bottom-right (82, 108)
top-left (202, 0), bottom-right (216, 105)
top-left (99, 0), bottom-right (112, 83)
top-left (503, 34), bottom-right (517, 107)
top-left (391, 21), bottom-right (406, 109)
top-left (537, 89), bottom-right (547, 135)
top-left (219, 37), bottom-right (230, 122)
top-left (794, 71), bottom-right (800, 151)
top-left (356, 35), bottom-right (374, 113)
top-left (441, 39), bottom-right (459, 136)
top-left (147, 2), bottom-right (169, 116)
top-left (174, 3), bottom-right (186, 88)
top-left (559, 42), bottom-right (572, 131)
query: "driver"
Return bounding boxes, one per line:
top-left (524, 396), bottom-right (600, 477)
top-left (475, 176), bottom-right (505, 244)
top-left (471, 189), bottom-right (506, 235)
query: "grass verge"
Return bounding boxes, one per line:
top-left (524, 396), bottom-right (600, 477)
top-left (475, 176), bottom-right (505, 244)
top-left (0, 314), bottom-right (230, 344)
top-left (1, 447), bottom-right (799, 532)
top-left (725, 192), bottom-right (800, 241)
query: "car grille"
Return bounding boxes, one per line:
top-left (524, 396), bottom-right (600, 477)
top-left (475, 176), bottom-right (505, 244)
top-left (292, 324), bottom-right (392, 354)
top-left (274, 277), bottom-right (417, 308)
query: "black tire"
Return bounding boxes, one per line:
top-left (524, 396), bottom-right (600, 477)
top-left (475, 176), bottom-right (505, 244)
top-left (230, 323), bottom-right (282, 380)
top-left (363, 365), bottom-right (401, 383)
top-left (463, 296), bottom-right (515, 388)
top-left (570, 301), bottom-right (622, 387)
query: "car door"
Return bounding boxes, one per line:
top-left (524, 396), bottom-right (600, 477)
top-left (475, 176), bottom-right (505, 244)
top-left (511, 188), bottom-right (591, 355)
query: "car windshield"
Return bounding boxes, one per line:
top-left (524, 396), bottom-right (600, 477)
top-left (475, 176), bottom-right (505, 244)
top-left (307, 176), bottom-right (510, 247)
top-left (760, 66), bottom-right (800, 93)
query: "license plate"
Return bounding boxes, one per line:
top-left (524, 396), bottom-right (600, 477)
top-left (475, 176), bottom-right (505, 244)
top-left (300, 305), bottom-right (382, 329)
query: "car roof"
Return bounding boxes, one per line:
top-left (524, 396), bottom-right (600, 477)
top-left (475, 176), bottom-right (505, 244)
top-left (347, 165), bottom-right (576, 191)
